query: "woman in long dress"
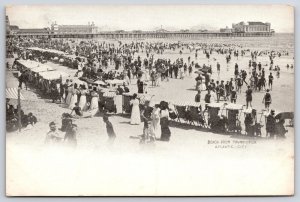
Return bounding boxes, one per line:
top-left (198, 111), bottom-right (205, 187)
top-left (65, 83), bottom-right (74, 105)
top-left (90, 87), bottom-right (99, 110)
top-left (83, 87), bottom-right (99, 117)
top-left (180, 67), bottom-right (185, 79)
top-left (144, 68), bottom-right (150, 81)
top-left (78, 85), bottom-right (88, 111)
top-left (130, 93), bottom-right (141, 125)
top-left (69, 84), bottom-right (79, 109)
top-left (151, 104), bottom-right (161, 139)
top-left (159, 101), bottom-right (171, 141)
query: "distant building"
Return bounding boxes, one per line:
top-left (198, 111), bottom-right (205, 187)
top-left (232, 21), bottom-right (271, 33)
top-left (156, 28), bottom-right (169, 33)
top-left (220, 26), bottom-right (233, 33)
top-left (51, 22), bottom-right (98, 34)
top-left (9, 25), bottom-right (19, 32)
top-left (16, 28), bottom-right (51, 35)
top-left (132, 30), bottom-right (143, 33)
top-left (114, 30), bottom-right (126, 33)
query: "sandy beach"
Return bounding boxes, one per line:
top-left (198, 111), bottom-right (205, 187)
top-left (6, 36), bottom-right (295, 196)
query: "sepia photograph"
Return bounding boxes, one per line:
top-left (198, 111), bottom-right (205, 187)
top-left (5, 5), bottom-right (294, 196)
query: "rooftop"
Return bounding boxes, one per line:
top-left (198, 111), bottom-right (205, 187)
top-left (17, 28), bottom-right (49, 33)
top-left (9, 25), bottom-right (19, 30)
top-left (58, 25), bottom-right (95, 28)
top-left (248, 21), bottom-right (268, 25)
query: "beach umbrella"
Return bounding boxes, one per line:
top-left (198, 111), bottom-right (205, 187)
top-left (93, 80), bottom-right (106, 85)
top-left (137, 70), bottom-right (143, 77)
top-left (53, 57), bottom-right (59, 61)
top-left (59, 58), bottom-right (64, 63)
top-left (275, 112), bottom-right (294, 120)
top-left (194, 70), bottom-right (205, 75)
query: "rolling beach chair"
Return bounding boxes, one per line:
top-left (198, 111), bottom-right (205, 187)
top-left (103, 91), bottom-right (116, 113)
top-left (174, 105), bottom-right (187, 124)
top-left (207, 103), bottom-right (226, 132)
top-left (185, 102), bottom-right (205, 127)
top-left (225, 103), bottom-right (245, 134)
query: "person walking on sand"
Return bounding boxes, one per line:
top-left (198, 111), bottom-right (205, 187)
top-left (78, 85), bottom-right (88, 111)
top-left (65, 81), bottom-right (74, 105)
top-left (130, 93), bottom-right (141, 125)
top-left (141, 102), bottom-right (154, 143)
top-left (195, 90), bottom-right (201, 102)
top-left (204, 90), bottom-right (211, 110)
top-left (151, 104), bottom-right (161, 140)
top-left (217, 62), bottom-right (220, 77)
top-left (262, 89), bottom-right (272, 111)
top-left (69, 84), bottom-right (79, 109)
top-left (266, 110), bottom-right (276, 138)
top-left (159, 101), bottom-right (171, 142)
top-left (245, 85), bottom-right (253, 109)
top-left (88, 87), bottom-right (99, 117)
top-left (103, 115), bottom-right (116, 145)
top-left (268, 72), bottom-right (274, 90)
top-left (231, 88), bottom-right (237, 103)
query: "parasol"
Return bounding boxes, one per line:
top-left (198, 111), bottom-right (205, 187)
top-left (137, 70), bottom-right (143, 76)
top-left (93, 80), bottom-right (106, 85)
top-left (275, 112), bottom-right (294, 120)
top-left (194, 70), bottom-right (205, 75)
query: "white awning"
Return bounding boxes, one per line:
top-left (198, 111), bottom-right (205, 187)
top-left (31, 65), bottom-right (56, 73)
top-left (6, 88), bottom-right (25, 100)
top-left (39, 71), bottom-right (69, 80)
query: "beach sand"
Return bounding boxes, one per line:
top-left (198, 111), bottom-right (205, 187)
top-left (6, 40), bottom-right (295, 196)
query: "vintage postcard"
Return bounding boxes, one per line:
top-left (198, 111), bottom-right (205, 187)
top-left (5, 5), bottom-right (294, 196)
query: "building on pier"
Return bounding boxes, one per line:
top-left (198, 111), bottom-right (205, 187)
top-left (220, 26), bottom-right (233, 33)
top-left (51, 22), bottom-right (98, 34)
top-left (7, 19), bottom-right (274, 39)
top-left (231, 21), bottom-right (271, 33)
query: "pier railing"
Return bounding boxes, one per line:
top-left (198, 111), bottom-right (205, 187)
top-left (7, 31), bottom-right (274, 39)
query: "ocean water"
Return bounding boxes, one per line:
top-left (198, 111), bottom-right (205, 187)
top-left (84, 33), bottom-right (294, 57)
top-left (172, 33), bottom-right (294, 56)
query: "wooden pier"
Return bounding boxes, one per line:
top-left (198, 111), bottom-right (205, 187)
top-left (8, 31), bottom-right (274, 39)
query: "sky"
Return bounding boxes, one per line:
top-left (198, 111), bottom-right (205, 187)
top-left (6, 5), bottom-right (294, 33)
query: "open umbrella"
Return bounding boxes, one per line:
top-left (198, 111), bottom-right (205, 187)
top-left (194, 70), bottom-right (205, 74)
top-left (59, 58), bottom-right (64, 63)
top-left (93, 80), bottom-right (106, 85)
top-left (275, 112), bottom-right (294, 120)
top-left (137, 70), bottom-right (143, 77)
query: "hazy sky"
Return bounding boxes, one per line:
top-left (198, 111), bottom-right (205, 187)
top-left (6, 5), bottom-right (294, 33)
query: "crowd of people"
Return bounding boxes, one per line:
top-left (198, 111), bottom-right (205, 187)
top-left (6, 98), bottom-right (37, 132)
top-left (6, 36), bottom-right (293, 146)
